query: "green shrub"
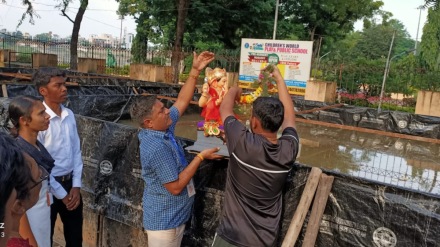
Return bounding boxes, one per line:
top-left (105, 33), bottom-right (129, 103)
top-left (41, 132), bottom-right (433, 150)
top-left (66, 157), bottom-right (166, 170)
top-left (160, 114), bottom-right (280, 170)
top-left (372, 103), bottom-right (415, 113)
top-left (17, 53), bottom-right (31, 63)
top-left (58, 63), bottom-right (70, 69)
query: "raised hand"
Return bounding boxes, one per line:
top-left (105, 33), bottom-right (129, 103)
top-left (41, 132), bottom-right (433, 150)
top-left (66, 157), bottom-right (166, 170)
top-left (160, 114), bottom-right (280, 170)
top-left (192, 51), bottom-right (215, 72)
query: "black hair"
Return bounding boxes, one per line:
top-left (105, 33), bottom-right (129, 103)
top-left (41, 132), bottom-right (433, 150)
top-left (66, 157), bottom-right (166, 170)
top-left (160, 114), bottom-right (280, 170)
top-left (8, 95), bottom-right (42, 136)
top-left (129, 95), bottom-right (158, 127)
top-left (252, 97), bottom-right (284, 132)
top-left (33, 67), bottom-right (66, 91)
top-left (0, 132), bottom-right (34, 222)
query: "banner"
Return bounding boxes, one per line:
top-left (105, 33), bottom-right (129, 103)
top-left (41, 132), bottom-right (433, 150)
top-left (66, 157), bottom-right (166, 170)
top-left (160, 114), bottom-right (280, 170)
top-left (239, 38), bottom-right (313, 95)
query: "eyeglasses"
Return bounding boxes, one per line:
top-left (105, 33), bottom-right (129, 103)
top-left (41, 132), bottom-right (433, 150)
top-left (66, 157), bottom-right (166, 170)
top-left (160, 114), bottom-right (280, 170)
top-left (30, 165), bottom-right (49, 190)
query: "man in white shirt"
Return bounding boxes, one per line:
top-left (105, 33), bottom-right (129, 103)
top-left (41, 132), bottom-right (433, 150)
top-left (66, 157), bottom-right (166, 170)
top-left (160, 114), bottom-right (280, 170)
top-left (34, 68), bottom-right (83, 247)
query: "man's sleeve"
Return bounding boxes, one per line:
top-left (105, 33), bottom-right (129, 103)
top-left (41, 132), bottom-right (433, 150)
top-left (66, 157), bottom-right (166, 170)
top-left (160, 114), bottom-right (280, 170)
top-left (168, 106), bottom-right (180, 133)
top-left (280, 127), bottom-right (300, 159)
top-left (38, 130), bottom-right (68, 199)
top-left (280, 127), bottom-right (299, 144)
top-left (71, 117), bottom-right (83, 189)
top-left (50, 175), bottom-right (68, 199)
top-left (224, 116), bottom-right (247, 154)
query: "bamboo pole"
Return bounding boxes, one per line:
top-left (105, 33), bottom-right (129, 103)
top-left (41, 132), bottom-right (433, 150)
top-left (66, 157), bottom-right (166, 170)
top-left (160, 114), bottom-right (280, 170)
top-left (282, 167), bottom-right (322, 247)
top-left (302, 174), bottom-right (334, 247)
top-left (1, 84), bottom-right (8, 97)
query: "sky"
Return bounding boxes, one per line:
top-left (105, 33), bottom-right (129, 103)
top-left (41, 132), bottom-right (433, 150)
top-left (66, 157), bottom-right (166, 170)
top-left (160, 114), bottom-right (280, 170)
top-left (0, 0), bottom-right (137, 38)
top-left (0, 0), bottom-right (429, 40)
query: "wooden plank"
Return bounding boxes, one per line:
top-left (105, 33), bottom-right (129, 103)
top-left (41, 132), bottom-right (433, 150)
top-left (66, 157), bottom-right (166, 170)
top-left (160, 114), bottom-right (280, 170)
top-left (0, 72), bottom-right (32, 80)
top-left (296, 118), bottom-right (440, 145)
top-left (1, 84), bottom-right (8, 97)
top-left (282, 167), bottom-right (322, 247)
top-left (299, 138), bottom-right (320, 148)
top-left (302, 174), bottom-right (334, 247)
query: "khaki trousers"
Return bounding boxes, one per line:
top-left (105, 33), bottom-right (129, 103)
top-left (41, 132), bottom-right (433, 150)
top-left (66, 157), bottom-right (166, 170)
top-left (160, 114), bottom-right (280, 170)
top-left (145, 224), bottom-right (185, 247)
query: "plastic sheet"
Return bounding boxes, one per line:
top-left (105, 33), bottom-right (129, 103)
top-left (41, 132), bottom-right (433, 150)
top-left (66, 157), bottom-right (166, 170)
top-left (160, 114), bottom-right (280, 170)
top-left (1, 97), bottom-right (440, 246)
top-left (2, 67), bottom-right (439, 138)
top-left (2, 68), bottom-right (440, 246)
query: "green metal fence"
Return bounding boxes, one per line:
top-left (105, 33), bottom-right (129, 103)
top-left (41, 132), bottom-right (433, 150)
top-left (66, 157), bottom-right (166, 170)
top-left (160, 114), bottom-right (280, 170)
top-left (2, 33), bottom-right (440, 113)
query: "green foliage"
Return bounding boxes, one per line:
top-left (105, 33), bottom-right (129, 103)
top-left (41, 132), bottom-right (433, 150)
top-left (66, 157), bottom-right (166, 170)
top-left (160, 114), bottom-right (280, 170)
top-left (58, 63), bottom-right (70, 69)
top-left (34, 33), bottom-right (51, 42)
top-left (351, 20), bottom-right (413, 60)
top-left (17, 53), bottom-right (31, 63)
top-left (105, 65), bottom-right (130, 76)
top-left (371, 103), bottom-right (415, 113)
top-left (118, 0), bottom-right (380, 53)
top-left (424, 0), bottom-right (440, 9)
top-left (420, 7), bottom-right (440, 71)
top-left (129, 12), bottom-right (153, 64)
top-left (282, 0), bottom-right (383, 40)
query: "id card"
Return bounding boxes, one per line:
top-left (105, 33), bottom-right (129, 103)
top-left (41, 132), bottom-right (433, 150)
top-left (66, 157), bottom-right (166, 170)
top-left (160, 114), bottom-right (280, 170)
top-left (187, 179), bottom-right (196, 197)
top-left (46, 191), bottom-right (53, 206)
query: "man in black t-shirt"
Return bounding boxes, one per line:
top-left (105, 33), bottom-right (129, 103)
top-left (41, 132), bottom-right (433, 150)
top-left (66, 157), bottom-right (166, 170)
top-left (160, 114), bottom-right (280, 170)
top-left (213, 65), bottom-right (299, 247)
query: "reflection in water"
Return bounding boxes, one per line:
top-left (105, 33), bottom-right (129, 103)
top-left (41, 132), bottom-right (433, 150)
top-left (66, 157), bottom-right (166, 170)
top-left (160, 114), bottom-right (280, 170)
top-left (296, 122), bottom-right (440, 195)
top-left (119, 113), bottom-right (440, 195)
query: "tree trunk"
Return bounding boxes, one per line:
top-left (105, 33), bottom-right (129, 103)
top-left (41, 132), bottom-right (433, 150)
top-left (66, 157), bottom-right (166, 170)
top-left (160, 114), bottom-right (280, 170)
top-left (70, 0), bottom-right (88, 70)
top-left (171, 0), bottom-right (190, 84)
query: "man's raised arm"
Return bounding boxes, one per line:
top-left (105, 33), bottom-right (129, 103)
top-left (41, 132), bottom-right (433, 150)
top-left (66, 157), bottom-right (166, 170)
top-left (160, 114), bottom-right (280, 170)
top-left (174, 51), bottom-right (215, 116)
top-left (220, 86), bottom-right (242, 123)
top-left (271, 65), bottom-right (296, 129)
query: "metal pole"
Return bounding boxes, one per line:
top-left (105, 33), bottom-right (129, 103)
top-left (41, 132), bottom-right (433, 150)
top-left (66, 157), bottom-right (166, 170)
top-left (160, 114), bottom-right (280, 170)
top-left (273, 0), bottom-right (279, 40)
top-left (119, 16), bottom-right (123, 48)
top-left (313, 36), bottom-right (323, 78)
top-left (386, 49), bottom-right (415, 77)
top-left (317, 51), bottom-right (331, 73)
top-left (414, 6), bottom-right (423, 55)
top-left (378, 30), bottom-right (396, 113)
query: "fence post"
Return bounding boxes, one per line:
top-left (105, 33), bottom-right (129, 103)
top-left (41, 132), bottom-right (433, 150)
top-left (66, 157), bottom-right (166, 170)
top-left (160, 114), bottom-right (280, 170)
top-left (43, 42), bottom-right (46, 54)
top-left (92, 46), bottom-right (94, 59)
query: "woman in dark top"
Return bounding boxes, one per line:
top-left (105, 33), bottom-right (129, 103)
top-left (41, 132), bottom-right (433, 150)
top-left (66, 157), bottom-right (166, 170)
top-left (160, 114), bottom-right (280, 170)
top-left (9, 95), bottom-right (54, 247)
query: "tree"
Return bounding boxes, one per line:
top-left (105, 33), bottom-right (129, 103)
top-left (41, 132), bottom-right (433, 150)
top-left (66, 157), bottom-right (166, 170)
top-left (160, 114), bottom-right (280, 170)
top-left (280, 0), bottom-right (384, 61)
top-left (424, 0), bottom-right (439, 8)
top-left (34, 33), bottom-right (51, 42)
top-left (8, 0), bottom-right (88, 70)
top-left (352, 19), bottom-right (413, 60)
top-left (185, 1), bottom-right (275, 49)
top-left (59, 0), bottom-right (89, 70)
top-left (319, 17), bottom-right (415, 95)
top-left (14, 0), bottom-right (39, 27)
top-left (15, 31), bottom-right (24, 39)
top-left (170, 0), bottom-right (190, 83)
top-left (420, 7), bottom-right (440, 71)
top-left (118, 0), bottom-right (276, 82)
top-left (417, 7), bottom-right (440, 91)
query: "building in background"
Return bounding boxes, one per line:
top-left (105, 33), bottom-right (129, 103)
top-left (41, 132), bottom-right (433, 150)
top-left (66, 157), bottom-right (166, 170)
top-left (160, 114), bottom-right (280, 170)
top-left (122, 27), bottom-right (134, 49)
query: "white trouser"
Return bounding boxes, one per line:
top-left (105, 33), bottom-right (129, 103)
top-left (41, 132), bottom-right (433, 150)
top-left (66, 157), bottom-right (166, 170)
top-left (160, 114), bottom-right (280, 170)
top-left (145, 224), bottom-right (185, 247)
top-left (26, 180), bottom-right (51, 247)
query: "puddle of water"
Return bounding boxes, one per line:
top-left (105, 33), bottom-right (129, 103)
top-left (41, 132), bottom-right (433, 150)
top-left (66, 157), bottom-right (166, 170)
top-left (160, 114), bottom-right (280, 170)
top-left (119, 113), bottom-right (440, 195)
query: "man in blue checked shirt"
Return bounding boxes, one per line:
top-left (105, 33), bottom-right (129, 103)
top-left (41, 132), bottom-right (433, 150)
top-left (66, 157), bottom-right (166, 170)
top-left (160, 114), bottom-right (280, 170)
top-left (129, 51), bottom-right (222, 247)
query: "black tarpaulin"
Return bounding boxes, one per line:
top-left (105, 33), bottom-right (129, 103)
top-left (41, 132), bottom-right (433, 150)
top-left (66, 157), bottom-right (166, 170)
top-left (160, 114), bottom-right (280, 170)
top-left (1, 97), bottom-right (440, 247)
